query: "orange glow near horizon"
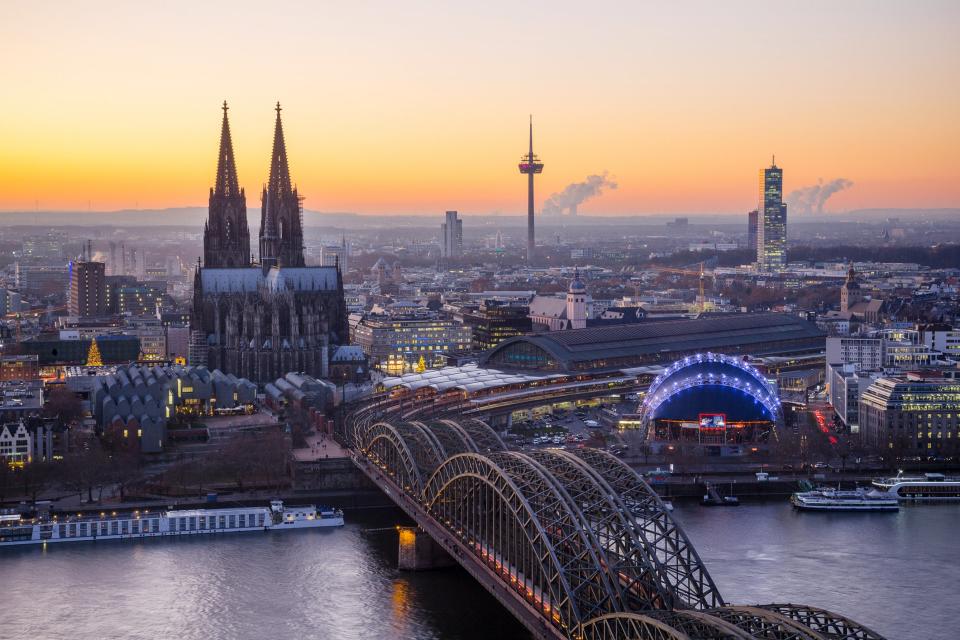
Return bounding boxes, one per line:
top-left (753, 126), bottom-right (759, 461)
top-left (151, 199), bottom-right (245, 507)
top-left (0, 1), bottom-right (958, 216)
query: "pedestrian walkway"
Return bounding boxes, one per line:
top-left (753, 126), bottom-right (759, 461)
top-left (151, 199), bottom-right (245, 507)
top-left (292, 432), bottom-right (348, 462)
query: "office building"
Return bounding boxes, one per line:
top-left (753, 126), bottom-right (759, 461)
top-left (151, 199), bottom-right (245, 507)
top-left (116, 284), bottom-right (166, 316)
top-left (747, 210), bottom-right (759, 262)
top-left (458, 300), bottom-right (532, 352)
top-left (320, 236), bottom-right (349, 272)
top-left (860, 373), bottom-right (960, 456)
top-left (440, 210), bottom-right (463, 259)
top-left (826, 337), bottom-right (885, 371)
top-left (352, 313), bottom-right (472, 375)
top-left (0, 289), bottom-right (21, 317)
top-left (919, 324), bottom-right (960, 360)
top-left (68, 260), bottom-right (107, 317)
top-left (827, 363), bottom-right (877, 433)
top-left (756, 159), bottom-right (787, 272)
top-left (0, 355), bottom-right (40, 381)
top-left (15, 264), bottom-right (69, 298)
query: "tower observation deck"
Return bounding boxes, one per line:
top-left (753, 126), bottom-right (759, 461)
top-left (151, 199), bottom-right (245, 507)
top-left (518, 116), bottom-right (543, 264)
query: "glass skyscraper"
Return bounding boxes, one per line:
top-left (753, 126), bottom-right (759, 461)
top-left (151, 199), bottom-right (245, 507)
top-left (757, 159), bottom-right (787, 272)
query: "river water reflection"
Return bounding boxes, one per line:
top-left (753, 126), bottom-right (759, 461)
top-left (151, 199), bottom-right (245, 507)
top-left (1, 502), bottom-right (954, 639)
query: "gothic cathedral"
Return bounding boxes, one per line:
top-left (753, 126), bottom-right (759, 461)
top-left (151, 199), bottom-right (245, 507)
top-left (190, 103), bottom-right (348, 383)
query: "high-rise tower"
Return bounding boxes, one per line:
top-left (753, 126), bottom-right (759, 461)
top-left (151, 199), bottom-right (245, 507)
top-left (259, 103), bottom-right (305, 269)
top-left (756, 157), bottom-right (787, 273)
top-left (440, 210), bottom-right (463, 259)
top-left (203, 101), bottom-right (250, 268)
top-left (518, 116), bottom-right (543, 264)
top-left (747, 209), bottom-right (759, 263)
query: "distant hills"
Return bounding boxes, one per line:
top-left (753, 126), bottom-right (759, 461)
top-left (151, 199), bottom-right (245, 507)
top-left (0, 207), bottom-right (956, 228)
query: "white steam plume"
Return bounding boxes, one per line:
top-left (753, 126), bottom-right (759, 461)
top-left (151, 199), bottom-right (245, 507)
top-left (786, 178), bottom-right (854, 215)
top-left (542, 172), bottom-right (618, 216)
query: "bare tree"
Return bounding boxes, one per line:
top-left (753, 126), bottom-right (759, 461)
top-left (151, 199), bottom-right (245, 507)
top-left (0, 461), bottom-right (13, 503)
top-left (19, 459), bottom-right (56, 503)
top-left (43, 386), bottom-right (83, 425)
top-left (108, 451), bottom-right (142, 502)
top-left (61, 442), bottom-right (111, 503)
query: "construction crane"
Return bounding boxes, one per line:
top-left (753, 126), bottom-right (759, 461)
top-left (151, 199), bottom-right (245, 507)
top-left (643, 262), bottom-right (713, 313)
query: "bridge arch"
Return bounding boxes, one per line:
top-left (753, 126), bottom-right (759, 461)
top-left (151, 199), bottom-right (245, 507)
top-left (423, 452), bottom-right (622, 631)
top-left (757, 604), bottom-right (886, 640)
top-left (572, 448), bottom-right (724, 610)
top-left (357, 421), bottom-right (426, 494)
top-left (456, 417), bottom-right (507, 453)
top-left (529, 449), bottom-right (676, 611)
top-left (394, 421), bottom-right (446, 479)
top-left (423, 419), bottom-right (475, 456)
top-left (347, 408), bottom-right (885, 640)
top-left (579, 612), bottom-right (692, 640)
top-left (707, 606), bottom-right (828, 640)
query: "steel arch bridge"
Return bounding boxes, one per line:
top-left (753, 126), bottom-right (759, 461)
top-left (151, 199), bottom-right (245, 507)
top-left (346, 410), bottom-right (884, 640)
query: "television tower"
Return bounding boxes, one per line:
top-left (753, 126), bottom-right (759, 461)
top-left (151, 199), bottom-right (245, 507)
top-left (518, 115), bottom-right (543, 263)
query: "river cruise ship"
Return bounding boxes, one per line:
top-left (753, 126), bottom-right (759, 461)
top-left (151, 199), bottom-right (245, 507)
top-left (0, 500), bottom-right (343, 547)
top-left (790, 487), bottom-right (899, 512)
top-left (871, 472), bottom-right (960, 501)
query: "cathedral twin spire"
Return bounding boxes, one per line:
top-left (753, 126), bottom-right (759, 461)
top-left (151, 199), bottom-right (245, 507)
top-left (203, 101), bottom-right (305, 271)
top-left (214, 101), bottom-right (240, 199)
top-left (203, 101), bottom-right (250, 268)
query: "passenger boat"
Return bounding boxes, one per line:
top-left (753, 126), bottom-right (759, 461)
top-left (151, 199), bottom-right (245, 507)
top-left (871, 472), bottom-right (960, 501)
top-left (790, 487), bottom-right (898, 512)
top-left (0, 500), bottom-right (344, 547)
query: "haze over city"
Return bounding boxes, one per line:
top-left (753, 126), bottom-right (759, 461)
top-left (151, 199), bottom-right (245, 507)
top-left (3, 4), bottom-right (960, 640)
top-left (2, 1), bottom-right (958, 215)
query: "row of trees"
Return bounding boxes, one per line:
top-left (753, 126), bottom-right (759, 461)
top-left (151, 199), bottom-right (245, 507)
top-left (1, 429), bottom-right (293, 505)
top-left (0, 442), bottom-right (140, 505)
top-left (156, 430), bottom-right (291, 496)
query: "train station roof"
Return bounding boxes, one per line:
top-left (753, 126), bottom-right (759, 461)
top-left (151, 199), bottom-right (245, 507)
top-left (381, 364), bottom-right (562, 394)
top-left (480, 313), bottom-right (825, 373)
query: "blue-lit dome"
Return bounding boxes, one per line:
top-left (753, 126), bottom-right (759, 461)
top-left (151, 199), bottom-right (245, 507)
top-left (641, 353), bottom-right (781, 425)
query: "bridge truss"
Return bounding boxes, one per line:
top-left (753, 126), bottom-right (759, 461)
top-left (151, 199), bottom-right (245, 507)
top-left (346, 411), bottom-right (885, 640)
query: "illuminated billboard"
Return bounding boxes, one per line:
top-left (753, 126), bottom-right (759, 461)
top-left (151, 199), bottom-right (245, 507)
top-left (698, 413), bottom-right (726, 429)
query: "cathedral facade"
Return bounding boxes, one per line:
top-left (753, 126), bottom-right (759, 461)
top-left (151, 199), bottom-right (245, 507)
top-left (190, 103), bottom-right (348, 384)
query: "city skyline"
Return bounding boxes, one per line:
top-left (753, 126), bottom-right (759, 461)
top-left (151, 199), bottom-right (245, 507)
top-left (1, 1), bottom-right (958, 215)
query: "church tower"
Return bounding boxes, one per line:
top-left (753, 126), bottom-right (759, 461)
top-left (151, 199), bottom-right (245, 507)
top-left (840, 262), bottom-right (863, 312)
top-left (259, 103), bottom-right (305, 269)
top-left (203, 102), bottom-right (250, 268)
top-left (566, 268), bottom-right (588, 330)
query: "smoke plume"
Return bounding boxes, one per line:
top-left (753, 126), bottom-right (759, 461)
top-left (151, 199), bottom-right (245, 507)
top-left (786, 178), bottom-right (853, 215)
top-left (542, 172), bottom-right (618, 216)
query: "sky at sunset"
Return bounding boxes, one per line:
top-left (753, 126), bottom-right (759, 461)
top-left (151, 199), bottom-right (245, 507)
top-left (1, 1), bottom-right (958, 216)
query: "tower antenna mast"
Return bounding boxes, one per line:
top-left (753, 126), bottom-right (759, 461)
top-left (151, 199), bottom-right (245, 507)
top-left (518, 115), bottom-right (544, 264)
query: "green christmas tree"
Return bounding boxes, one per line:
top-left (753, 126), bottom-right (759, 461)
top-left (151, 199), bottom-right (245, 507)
top-left (86, 338), bottom-right (104, 367)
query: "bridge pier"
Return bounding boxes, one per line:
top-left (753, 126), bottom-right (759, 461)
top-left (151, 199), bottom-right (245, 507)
top-left (397, 526), bottom-right (455, 571)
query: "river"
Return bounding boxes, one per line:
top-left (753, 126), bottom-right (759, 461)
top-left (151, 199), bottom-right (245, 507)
top-left (1, 502), bottom-right (955, 639)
